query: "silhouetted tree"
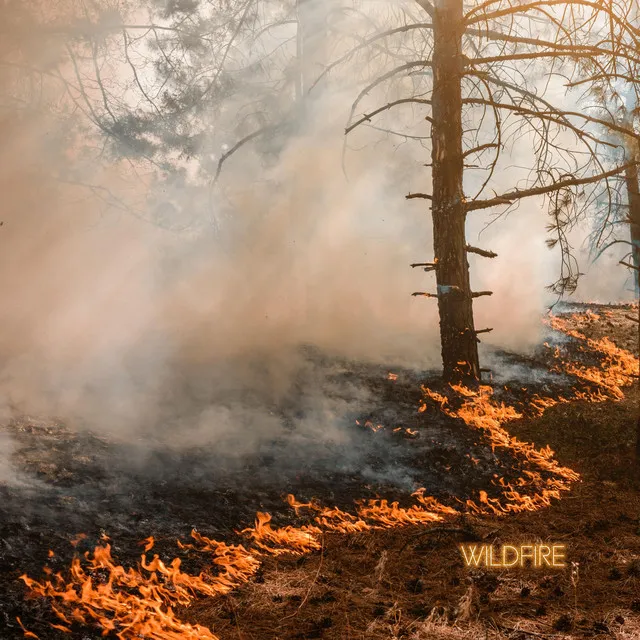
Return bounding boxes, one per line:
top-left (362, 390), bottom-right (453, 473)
top-left (343, 0), bottom-right (640, 382)
top-left (39, 0), bottom-right (640, 384)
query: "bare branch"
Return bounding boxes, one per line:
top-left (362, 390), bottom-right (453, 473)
top-left (467, 163), bottom-right (638, 212)
top-left (348, 61), bottom-right (433, 128)
top-left (414, 0), bottom-right (435, 18)
top-left (212, 126), bottom-right (275, 186)
top-left (463, 143), bottom-right (499, 158)
top-left (411, 262), bottom-right (438, 272)
top-left (406, 193), bottom-right (433, 200)
top-left (466, 245), bottom-right (498, 258)
top-left (346, 98), bottom-right (433, 135)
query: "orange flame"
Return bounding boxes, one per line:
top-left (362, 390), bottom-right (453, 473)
top-left (20, 310), bottom-right (635, 637)
top-left (547, 315), bottom-right (638, 400)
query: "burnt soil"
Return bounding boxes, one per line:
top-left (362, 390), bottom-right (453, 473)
top-left (1, 303), bottom-right (639, 639)
top-left (183, 304), bottom-right (640, 640)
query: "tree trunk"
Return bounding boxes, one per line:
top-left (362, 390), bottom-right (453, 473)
top-left (625, 140), bottom-right (640, 294)
top-left (636, 293), bottom-right (640, 461)
top-left (626, 139), bottom-right (640, 461)
top-left (431, 0), bottom-right (480, 384)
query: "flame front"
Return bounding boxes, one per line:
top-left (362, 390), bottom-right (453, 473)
top-left (19, 310), bottom-right (637, 638)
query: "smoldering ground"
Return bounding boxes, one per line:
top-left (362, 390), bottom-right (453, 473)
top-left (0, 8), bottom-right (635, 637)
top-left (0, 1), bottom-right (630, 513)
top-left (0, 122), bottom-right (555, 486)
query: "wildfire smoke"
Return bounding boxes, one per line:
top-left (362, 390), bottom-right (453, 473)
top-left (19, 311), bottom-right (637, 639)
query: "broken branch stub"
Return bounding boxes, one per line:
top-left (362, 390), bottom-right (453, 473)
top-left (410, 262), bottom-right (438, 272)
top-left (466, 245), bottom-right (498, 258)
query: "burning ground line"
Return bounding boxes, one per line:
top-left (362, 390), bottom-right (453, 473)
top-left (420, 384), bottom-right (580, 516)
top-left (18, 312), bottom-right (633, 639)
top-left (17, 501), bottom-right (458, 639)
top-left (546, 314), bottom-right (638, 400)
top-left (17, 450), bottom-right (568, 639)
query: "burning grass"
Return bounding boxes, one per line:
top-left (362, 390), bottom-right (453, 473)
top-left (547, 314), bottom-right (638, 400)
top-left (13, 308), bottom-right (640, 639)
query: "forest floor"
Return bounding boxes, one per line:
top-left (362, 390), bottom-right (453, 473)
top-left (2, 304), bottom-right (639, 639)
top-left (182, 305), bottom-right (640, 640)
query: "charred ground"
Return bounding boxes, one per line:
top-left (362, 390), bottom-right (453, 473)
top-left (0, 303), bottom-right (638, 638)
top-left (181, 304), bottom-right (640, 640)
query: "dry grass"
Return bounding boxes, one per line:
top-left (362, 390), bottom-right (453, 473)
top-left (180, 306), bottom-right (640, 639)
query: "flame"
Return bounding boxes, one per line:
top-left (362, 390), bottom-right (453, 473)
top-left (420, 382), bottom-right (579, 515)
top-left (16, 617), bottom-right (39, 639)
top-left (285, 490), bottom-right (456, 533)
top-left (20, 533), bottom-right (263, 639)
top-left (286, 494), bottom-right (371, 533)
top-left (20, 310), bottom-right (636, 637)
top-left (425, 384), bottom-right (578, 482)
top-left (139, 537), bottom-right (155, 553)
top-left (547, 314), bottom-right (638, 400)
top-left (241, 512), bottom-right (322, 556)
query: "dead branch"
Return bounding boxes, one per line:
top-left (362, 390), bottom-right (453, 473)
top-left (411, 292), bottom-right (438, 298)
top-left (466, 245), bottom-right (497, 258)
top-left (467, 0), bottom-right (640, 42)
top-left (462, 143), bottom-right (499, 158)
top-left (411, 262), bottom-right (438, 272)
top-left (348, 61), bottom-right (433, 130)
top-left (414, 0), bottom-right (435, 17)
top-left (467, 163), bottom-right (637, 212)
top-left (406, 193), bottom-right (433, 200)
top-left (467, 50), bottom-right (640, 68)
top-left (345, 98), bottom-right (433, 135)
top-left (475, 73), bottom-right (622, 150)
top-left (620, 260), bottom-right (640, 271)
top-left (462, 98), bottom-right (624, 148)
top-left (308, 23), bottom-right (434, 93)
top-left (212, 126), bottom-right (275, 186)
top-left (465, 28), bottom-right (640, 61)
top-left (471, 291), bottom-right (493, 298)
top-left (475, 328), bottom-right (494, 334)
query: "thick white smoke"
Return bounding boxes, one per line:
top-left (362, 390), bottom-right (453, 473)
top-left (0, 1), bottom-right (630, 480)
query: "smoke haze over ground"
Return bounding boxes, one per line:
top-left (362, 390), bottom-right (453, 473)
top-left (0, 2), bottom-right (632, 486)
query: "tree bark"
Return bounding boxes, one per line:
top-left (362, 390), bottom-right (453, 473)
top-left (626, 139), bottom-right (640, 461)
top-left (430, 0), bottom-right (480, 384)
top-left (636, 296), bottom-right (640, 462)
top-left (625, 140), bottom-right (640, 294)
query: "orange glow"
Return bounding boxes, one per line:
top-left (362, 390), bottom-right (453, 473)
top-left (20, 310), bottom-right (635, 637)
top-left (242, 512), bottom-right (322, 556)
top-left (547, 315), bottom-right (638, 400)
top-left (139, 537), bottom-right (155, 553)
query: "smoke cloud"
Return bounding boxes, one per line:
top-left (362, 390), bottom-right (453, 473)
top-left (0, 2), bottom-right (629, 486)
